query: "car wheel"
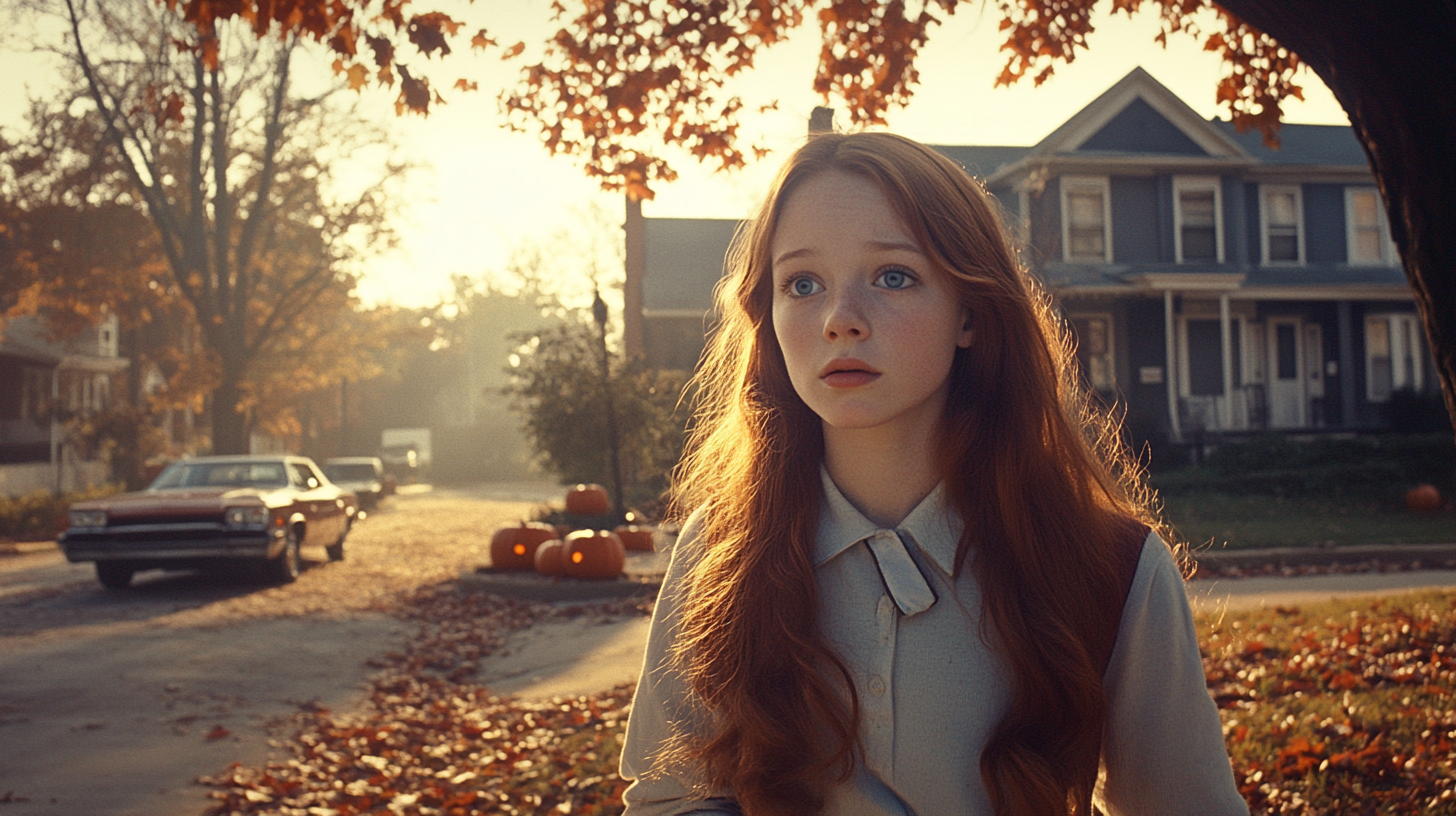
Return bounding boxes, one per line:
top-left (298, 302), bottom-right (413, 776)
top-left (326, 520), bottom-right (349, 562)
top-left (264, 526), bottom-right (302, 584)
top-left (95, 562), bottom-right (134, 590)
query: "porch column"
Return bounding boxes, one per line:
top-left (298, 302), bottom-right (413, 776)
top-left (50, 366), bottom-right (60, 494)
top-left (1337, 302), bottom-right (1358, 427)
top-left (1220, 292), bottom-right (1234, 429)
top-left (1164, 289), bottom-right (1181, 442)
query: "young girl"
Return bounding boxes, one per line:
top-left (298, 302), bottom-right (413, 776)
top-left (620, 132), bottom-right (1248, 816)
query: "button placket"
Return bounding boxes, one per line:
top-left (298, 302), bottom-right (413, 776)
top-left (861, 586), bottom-right (898, 776)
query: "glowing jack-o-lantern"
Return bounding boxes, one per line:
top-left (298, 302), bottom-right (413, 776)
top-left (490, 523), bottom-right (558, 571)
top-left (562, 529), bottom-right (626, 579)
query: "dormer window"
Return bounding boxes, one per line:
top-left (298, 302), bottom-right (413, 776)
top-left (1061, 176), bottom-right (1111, 263)
top-left (1346, 188), bottom-right (1394, 266)
top-left (1173, 176), bottom-right (1223, 263)
top-left (1260, 185), bottom-right (1304, 265)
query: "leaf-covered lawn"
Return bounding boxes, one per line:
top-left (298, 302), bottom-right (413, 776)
top-left (1202, 590), bottom-right (1456, 814)
top-left (200, 586), bottom-right (1456, 815)
top-left (200, 585), bottom-right (648, 816)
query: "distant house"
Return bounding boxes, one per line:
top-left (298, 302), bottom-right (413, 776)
top-left (623, 68), bottom-right (1435, 447)
top-left (0, 313), bottom-right (128, 495)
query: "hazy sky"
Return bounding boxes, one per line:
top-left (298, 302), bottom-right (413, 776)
top-left (0, 2), bottom-right (1350, 309)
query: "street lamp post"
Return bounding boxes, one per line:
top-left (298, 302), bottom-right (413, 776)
top-left (593, 289), bottom-right (626, 517)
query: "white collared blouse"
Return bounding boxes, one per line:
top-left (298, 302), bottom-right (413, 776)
top-left (620, 471), bottom-right (1249, 816)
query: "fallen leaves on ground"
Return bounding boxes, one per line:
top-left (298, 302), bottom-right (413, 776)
top-left (200, 583), bottom-right (654, 815)
top-left (198, 564), bottom-right (1456, 815)
top-left (1202, 590), bottom-right (1456, 814)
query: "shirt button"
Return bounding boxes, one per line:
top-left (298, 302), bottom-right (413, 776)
top-left (869, 675), bottom-right (886, 696)
top-left (877, 596), bottom-right (892, 616)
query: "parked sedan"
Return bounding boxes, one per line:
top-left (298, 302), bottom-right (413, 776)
top-left (59, 455), bottom-right (358, 589)
top-left (322, 456), bottom-right (390, 510)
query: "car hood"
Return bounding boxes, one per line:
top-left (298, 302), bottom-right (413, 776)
top-left (71, 488), bottom-right (287, 516)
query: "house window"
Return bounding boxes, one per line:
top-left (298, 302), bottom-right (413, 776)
top-left (1174, 177), bottom-right (1223, 263)
top-left (1365, 313), bottom-right (1425, 402)
top-left (1261, 185), bottom-right (1304, 264)
top-left (1068, 313), bottom-right (1115, 391)
top-left (1061, 177), bottom-right (1111, 263)
top-left (1346, 188), bottom-right (1393, 266)
top-left (20, 367), bottom-right (50, 422)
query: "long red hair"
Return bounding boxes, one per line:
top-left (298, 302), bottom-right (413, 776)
top-left (668, 132), bottom-right (1165, 816)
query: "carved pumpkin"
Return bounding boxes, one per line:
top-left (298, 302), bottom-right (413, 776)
top-left (1407, 483), bottom-right (1442, 512)
top-left (490, 522), bottom-right (558, 571)
top-left (565, 483), bottom-right (611, 516)
top-left (563, 529), bottom-right (626, 579)
top-left (614, 524), bottom-right (656, 552)
top-left (534, 538), bottom-right (568, 576)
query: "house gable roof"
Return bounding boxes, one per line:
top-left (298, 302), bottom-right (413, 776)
top-left (1078, 96), bottom-right (1209, 155)
top-left (1029, 67), bottom-right (1250, 160)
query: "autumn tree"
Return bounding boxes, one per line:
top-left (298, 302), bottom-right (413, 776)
top-left (31, 0), bottom-right (404, 453)
top-left (116, 0), bottom-right (1456, 432)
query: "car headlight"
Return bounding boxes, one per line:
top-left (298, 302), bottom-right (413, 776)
top-left (224, 506), bottom-right (270, 528)
top-left (68, 509), bottom-right (107, 529)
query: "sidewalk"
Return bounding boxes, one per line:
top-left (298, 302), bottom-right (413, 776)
top-left (466, 542), bottom-right (1456, 701)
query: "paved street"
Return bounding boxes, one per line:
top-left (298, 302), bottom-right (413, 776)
top-left (0, 483), bottom-right (556, 816)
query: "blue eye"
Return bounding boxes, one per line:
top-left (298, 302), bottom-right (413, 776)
top-left (876, 268), bottom-right (914, 290)
top-left (788, 277), bottom-right (823, 297)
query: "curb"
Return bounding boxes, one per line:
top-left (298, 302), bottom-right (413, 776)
top-left (0, 541), bottom-right (59, 557)
top-left (1190, 542), bottom-right (1456, 569)
top-left (460, 569), bottom-right (663, 602)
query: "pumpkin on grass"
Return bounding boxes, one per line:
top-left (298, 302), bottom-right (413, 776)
top-left (534, 539), bottom-right (568, 576)
top-left (563, 529), bottom-right (626, 579)
top-left (565, 483), bottom-right (611, 516)
top-left (1407, 484), bottom-right (1442, 512)
top-left (490, 522), bottom-right (558, 571)
top-left (614, 524), bottom-right (656, 552)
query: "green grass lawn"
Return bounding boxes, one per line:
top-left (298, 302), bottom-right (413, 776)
top-left (1160, 492), bottom-right (1456, 550)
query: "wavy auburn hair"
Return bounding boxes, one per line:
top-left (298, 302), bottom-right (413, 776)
top-left (668, 132), bottom-right (1165, 816)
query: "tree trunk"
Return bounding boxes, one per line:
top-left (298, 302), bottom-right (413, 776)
top-left (211, 372), bottom-right (249, 454)
top-left (1215, 0), bottom-right (1456, 435)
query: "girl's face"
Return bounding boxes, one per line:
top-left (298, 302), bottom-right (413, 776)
top-left (770, 170), bottom-right (973, 439)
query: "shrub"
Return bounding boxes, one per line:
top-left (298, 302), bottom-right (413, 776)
top-left (0, 484), bottom-right (123, 542)
top-left (1384, 388), bottom-right (1452, 433)
top-left (505, 316), bottom-right (693, 509)
top-left (1154, 433), bottom-right (1456, 503)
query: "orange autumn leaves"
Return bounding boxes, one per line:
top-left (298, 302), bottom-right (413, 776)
top-left (1203, 594), bottom-right (1456, 812)
top-left (157, 0), bottom-right (1304, 199)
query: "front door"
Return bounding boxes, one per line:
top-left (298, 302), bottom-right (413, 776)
top-left (1267, 318), bottom-right (1305, 428)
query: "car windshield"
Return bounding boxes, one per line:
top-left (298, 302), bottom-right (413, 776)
top-left (324, 464), bottom-right (377, 482)
top-left (151, 462), bottom-right (290, 489)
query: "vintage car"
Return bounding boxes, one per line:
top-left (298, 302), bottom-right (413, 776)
top-left (322, 456), bottom-right (390, 510)
top-left (59, 455), bottom-right (358, 589)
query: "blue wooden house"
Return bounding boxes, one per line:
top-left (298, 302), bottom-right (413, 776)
top-left (623, 68), bottom-right (1435, 447)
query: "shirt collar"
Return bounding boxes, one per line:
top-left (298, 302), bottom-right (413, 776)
top-left (815, 466), bottom-right (963, 576)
